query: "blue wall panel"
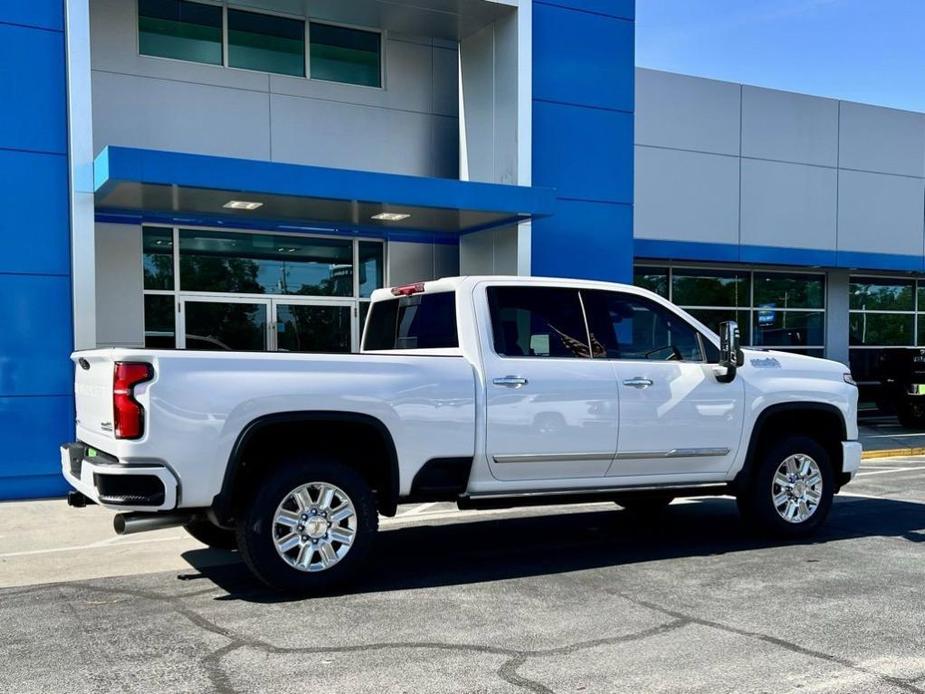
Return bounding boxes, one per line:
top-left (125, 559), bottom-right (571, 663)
top-left (0, 150), bottom-right (70, 275)
top-left (0, 396), bottom-right (73, 500)
top-left (533, 3), bottom-right (634, 113)
top-left (0, 1), bottom-right (64, 32)
top-left (531, 1), bottom-right (635, 283)
top-left (0, 275), bottom-right (74, 397)
top-left (0, 21), bottom-right (67, 154)
top-left (532, 101), bottom-right (633, 203)
top-left (535, 0), bottom-right (634, 21)
top-left (533, 200), bottom-right (633, 281)
top-left (0, 11), bottom-right (72, 500)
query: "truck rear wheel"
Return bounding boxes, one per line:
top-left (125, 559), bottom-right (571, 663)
top-left (236, 459), bottom-right (378, 593)
top-left (184, 519), bottom-right (238, 550)
top-left (737, 435), bottom-right (833, 538)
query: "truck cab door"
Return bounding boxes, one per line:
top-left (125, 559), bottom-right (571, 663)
top-left (581, 289), bottom-right (745, 478)
top-left (480, 285), bottom-right (619, 482)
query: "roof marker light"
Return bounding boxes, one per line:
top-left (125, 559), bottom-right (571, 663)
top-left (223, 200), bottom-right (263, 210)
top-left (391, 282), bottom-right (426, 296)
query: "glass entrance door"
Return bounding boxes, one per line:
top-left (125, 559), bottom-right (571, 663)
top-left (272, 301), bottom-right (353, 353)
top-left (180, 298), bottom-right (271, 351)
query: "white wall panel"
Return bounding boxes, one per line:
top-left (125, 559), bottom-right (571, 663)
top-left (635, 68), bottom-right (740, 156)
top-left (269, 94), bottom-right (437, 176)
top-left (634, 146), bottom-right (739, 244)
top-left (92, 71), bottom-right (272, 160)
top-left (839, 102), bottom-right (925, 177)
top-left (388, 242), bottom-right (435, 285)
top-left (741, 86), bottom-right (838, 167)
top-left (740, 159), bottom-right (837, 250)
top-left (837, 170), bottom-right (925, 256)
top-left (95, 223), bottom-right (144, 348)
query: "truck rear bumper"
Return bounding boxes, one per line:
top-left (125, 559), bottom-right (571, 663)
top-left (60, 442), bottom-right (178, 512)
top-left (842, 441), bottom-right (862, 480)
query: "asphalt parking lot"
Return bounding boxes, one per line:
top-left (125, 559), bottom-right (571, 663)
top-left (2, 457), bottom-right (925, 694)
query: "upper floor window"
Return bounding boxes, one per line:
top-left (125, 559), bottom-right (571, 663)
top-left (228, 8), bottom-right (305, 77)
top-left (309, 23), bottom-right (382, 88)
top-left (137, 2), bottom-right (383, 87)
top-left (138, 0), bottom-right (222, 65)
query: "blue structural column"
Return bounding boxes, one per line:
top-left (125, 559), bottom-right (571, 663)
top-left (531, 1), bottom-right (635, 282)
top-left (0, 2), bottom-right (74, 499)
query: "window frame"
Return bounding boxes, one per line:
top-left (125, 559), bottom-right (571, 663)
top-left (135, 1), bottom-right (386, 89)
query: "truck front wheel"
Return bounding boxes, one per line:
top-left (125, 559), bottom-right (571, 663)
top-left (737, 435), bottom-right (834, 538)
top-left (236, 459), bottom-right (378, 593)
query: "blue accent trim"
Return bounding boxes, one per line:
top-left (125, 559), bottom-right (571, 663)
top-left (95, 210), bottom-right (461, 246)
top-left (635, 239), bottom-right (925, 273)
top-left (94, 146), bottom-right (556, 217)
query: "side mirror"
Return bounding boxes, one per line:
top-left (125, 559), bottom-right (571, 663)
top-left (716, 320), bottom-right (745, 383)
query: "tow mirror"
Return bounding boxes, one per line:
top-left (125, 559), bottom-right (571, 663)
top-left (716, 321), bottom-right (745, 383)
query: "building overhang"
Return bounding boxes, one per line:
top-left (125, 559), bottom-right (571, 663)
top-left (93, 146), bottom-right (555, 237)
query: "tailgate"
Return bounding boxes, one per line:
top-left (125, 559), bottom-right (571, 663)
top-left (72, 351), bottom-right (116, 439)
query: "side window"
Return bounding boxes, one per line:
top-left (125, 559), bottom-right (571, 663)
top-left (583, 290), bottom-right (704, 362)
top-left (488, 287), bottom-right (590, 358)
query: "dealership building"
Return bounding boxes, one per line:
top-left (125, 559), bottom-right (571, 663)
top-left (2, 0), bottom-right (925, 499)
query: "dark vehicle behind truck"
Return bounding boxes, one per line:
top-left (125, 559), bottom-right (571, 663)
top-left (879, 348), bottom-right (925, 427)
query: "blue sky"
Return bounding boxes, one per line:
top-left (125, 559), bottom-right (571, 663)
top-left (636, 0), bottom-right (925, 112)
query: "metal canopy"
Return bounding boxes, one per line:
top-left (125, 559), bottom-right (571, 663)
top-left (94, 147), bottom-right (555, 236)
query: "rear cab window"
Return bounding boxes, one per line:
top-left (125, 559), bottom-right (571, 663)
top-left (363, 291), bottom-right (458, 350)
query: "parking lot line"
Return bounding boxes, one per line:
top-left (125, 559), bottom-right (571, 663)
top-left (857, 465), bottom-right (925, 477)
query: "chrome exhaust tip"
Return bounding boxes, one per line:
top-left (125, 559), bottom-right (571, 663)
top-left (113, 512), bottom-right (193, 535)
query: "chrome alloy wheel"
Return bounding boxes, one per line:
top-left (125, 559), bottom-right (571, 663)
top-left (772, 454), bottom-right (823, 524)
top-left (272, 482), bottom-right (357, 572)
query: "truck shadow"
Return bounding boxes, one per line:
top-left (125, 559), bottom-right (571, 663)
top-left (180, 495), bottom-right (925, 602)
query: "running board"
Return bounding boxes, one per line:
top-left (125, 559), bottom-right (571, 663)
top-left (457, 484), bottom-right (733, 511)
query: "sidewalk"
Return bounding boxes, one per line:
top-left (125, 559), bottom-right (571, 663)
top-left (859, 415), bottom-right (925, 458)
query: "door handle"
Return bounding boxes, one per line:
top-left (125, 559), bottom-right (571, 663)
top-left (623, 378), bottom-right (654, 389)
top-left (493, 375), bottom-right (528, 389)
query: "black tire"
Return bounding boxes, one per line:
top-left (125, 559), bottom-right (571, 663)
top-left (184, 519), bottom-right (238, 550)
top-left (615, 495), bottom-right (674, 516)
top-left (737, 435), bottom-right (834, 538)
top-left (236, 459), bottom-right (378, 593)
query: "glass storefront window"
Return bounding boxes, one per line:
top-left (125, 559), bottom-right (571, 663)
top-left (358, 242), bottom-right (384, 298)
top-left (849, 313), bottom-right (914, 346)
top-left (184, 301), bottom-right (268, 351)
top-left (143, 227), bottom-right (174, 290)
top-left (179, 229), bottom-right (354, 296)
top-left (671, 268), bottom-right (750, 307)
top-left (138, 0), bottom-right (222, 65)
top-left (849, 277), bottom-right (915, 311)
top-left (753, 311), bottom-right (824, 347)
top-left (276, 304), bottom-right (351, 353)
top-left (228, 9), bottom-right (305, 77)
top-left (633, 266), bottom-right (669, 298)
top-left (309, 23), bottom-right (381, 87)
top-left (683, 309), bottom-right (752, 345)
top-left (754, 273), bottom-right (824, 309)
top-left (144, 295), bottom-right (175, 348)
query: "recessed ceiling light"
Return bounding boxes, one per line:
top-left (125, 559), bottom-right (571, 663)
top-left (223, 200), bottom-right (263, 210)
top-left (372, 212), bottom-right (411, 222)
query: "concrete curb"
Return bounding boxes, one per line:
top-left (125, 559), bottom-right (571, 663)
top-left (862, 447), bottom-right (925, 460)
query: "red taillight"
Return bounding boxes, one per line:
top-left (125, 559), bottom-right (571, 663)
top-left (391, 282), bottom-right (425, 297)
top-left (113, 362), bottom-right (153, 440)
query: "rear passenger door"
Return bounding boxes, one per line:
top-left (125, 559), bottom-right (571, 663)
top-left (582, 290), bottom-right (744, 477)
top-left (481, 285), bottom-right (619, 482)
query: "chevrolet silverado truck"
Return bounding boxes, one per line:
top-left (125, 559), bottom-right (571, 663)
top-left (62, 276), bottom-right (861, 592)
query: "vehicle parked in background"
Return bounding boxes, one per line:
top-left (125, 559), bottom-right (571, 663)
top-left (878, 347), bottom-right (925, 427)
top-left (62, 276), bottom-right (861, 592)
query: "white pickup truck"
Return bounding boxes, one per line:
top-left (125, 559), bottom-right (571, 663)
top-left (63, 276), bottom-right (861, 592)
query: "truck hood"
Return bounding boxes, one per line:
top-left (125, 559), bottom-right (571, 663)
top-left (742, 348), bottom-right (848, 379)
